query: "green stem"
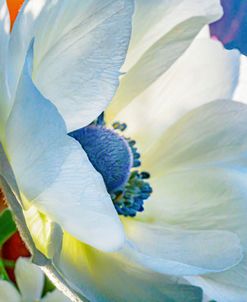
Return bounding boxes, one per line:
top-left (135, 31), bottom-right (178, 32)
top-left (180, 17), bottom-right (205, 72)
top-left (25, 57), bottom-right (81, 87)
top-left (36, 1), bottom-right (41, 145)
top-left (0, 259), bottom-right (9, 281)
top-left (3, 259), bottom-right (15, 268)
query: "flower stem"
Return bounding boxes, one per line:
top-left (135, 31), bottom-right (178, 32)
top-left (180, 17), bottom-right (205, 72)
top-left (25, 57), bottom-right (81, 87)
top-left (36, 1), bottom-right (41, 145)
top-left (2, 259), bottom-right (15, 268)
top-left (0, 259), bottom-right (9, 281)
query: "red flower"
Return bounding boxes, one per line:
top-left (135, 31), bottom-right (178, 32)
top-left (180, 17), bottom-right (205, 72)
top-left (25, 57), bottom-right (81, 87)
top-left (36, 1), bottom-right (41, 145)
top-left (2, 232), bottom-right (30, 282)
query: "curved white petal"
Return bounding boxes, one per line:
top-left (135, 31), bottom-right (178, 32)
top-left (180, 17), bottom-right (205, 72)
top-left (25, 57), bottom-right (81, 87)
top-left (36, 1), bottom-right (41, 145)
top-left (24, 205), bottom-right (54, 256)
top-left (140, 100), bottom-right (247, 294)
top-left (6, 45), bottom-right (124, 252)
top-left (123, 220), bottom-right (242, 275)
top-left (58, 233), bottom-right (203, 302)
top-left (124, 0), bottom-right (221, 70)
top-left (23, 200), bottom-right (204, 301)
top-left (234, 55), bottom-right (247, 104)
top-left (110, 35), bottom-right (240, 153)
top-left (0, 0), bottom-right (9, 81)
top-left (186, 276), bottom-right (247, 302)
top-left (8, 0), bottom-right (134, 131)
top-left (107, 0), bottom-right (223, 119)
top-left (22, 206), bottom-right (203, 301)
top-left (144, 167), bottom-right (247, 300)
top-left (41, 290), bottom-right (71, 302)
top-left (0, 0), bottom-right (10, 137)
top-left (15, 257), bottom-right (44, 302)
top-left (143, 100), bottom-right (247, 176)
top-left (0, 0), bottom-right (9, 66)
top-left (0, 280), bottom-right (21, 302)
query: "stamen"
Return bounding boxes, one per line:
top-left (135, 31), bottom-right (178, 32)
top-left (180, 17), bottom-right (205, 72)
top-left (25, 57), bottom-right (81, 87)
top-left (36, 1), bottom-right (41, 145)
top-left (111, 122), bottom-right (153, 217)
top-left (95, 112), bottom-right (105, 126)
top-left (113, 122), bottom-right (141, 167)
top-left (111, 170), bottom-right (152, 217)
top-left (69, 118), bottom-right (153, 218)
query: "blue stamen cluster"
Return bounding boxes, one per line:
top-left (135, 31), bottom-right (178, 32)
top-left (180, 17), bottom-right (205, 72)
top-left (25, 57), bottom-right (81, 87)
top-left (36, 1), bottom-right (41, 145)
top-left (111, 122), bottom-right (153, 217)
top-left (113, 122), bottom-right (140, 167)
top-left (70, 118), bottom-right (153, 218)
top-left (111, 170), bottom-right (152, 217)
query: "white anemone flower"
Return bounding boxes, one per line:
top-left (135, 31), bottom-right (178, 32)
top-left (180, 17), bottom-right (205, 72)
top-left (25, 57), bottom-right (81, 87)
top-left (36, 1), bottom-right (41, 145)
top-left (0, 0), bottom-right (134, 252)
top-left (55, 29), bottom-right (244, 302)
top-left (0, 257), bottom-right (70, 302)
top-left (0, 0), bottom-right (245, 302)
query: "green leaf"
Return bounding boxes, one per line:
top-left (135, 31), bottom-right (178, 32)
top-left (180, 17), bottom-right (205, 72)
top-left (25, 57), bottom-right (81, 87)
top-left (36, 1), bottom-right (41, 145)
top-left (0, 209), bottom-right (17, 247)
top-left (42, 276), bottom-right (56, 297)
top-left (0, 260), bottom-right (10, 281)
top-left (2, 259), bottom-right (15, 268)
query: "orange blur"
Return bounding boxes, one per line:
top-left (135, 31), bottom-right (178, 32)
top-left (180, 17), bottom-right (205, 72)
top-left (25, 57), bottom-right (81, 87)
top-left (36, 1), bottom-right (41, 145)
top-left (0, 189), bottom-right (7, 212)
top-left (6, 0), bottom-right (25, 30)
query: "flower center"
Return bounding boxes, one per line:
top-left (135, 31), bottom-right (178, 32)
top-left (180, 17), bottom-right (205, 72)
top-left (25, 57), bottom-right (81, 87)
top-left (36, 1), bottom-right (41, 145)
top-left (69, 118), bottom-right (152, 217)
top-left (70, 125), bottom-right (133, 192)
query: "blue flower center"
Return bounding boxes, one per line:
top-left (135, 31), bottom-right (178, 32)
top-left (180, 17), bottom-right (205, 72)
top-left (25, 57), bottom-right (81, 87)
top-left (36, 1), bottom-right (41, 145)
top-left (69, 125), bottom-right (133, 192)
top-left (69, 119), bottom-right (152, 217)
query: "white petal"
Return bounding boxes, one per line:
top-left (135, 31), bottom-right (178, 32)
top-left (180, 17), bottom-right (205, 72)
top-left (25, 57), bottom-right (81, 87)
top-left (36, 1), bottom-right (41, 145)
top-left (15, 257), bottom-right (44, 302)
top-left (0, 280), bottom-right (21, 302)
top-left (24, 205), bottom-right (54, 256)
top-left (41, 290), bottom-right (71, 302)
top-left (0, 0), bottom-right (9, 66)
top-left (0, 0), bottom-right (9, 78)
top-left (123, 220), bottom-right (242, 275)
top-left (22, 203), bottom-right (203, 301)
top-left (0, 141), bottom-right (20, 200)
top-left (140, 100), bottom-right (247, 293)
top-left (110, 35), bottom-right (240, 153)
top-left (8, 0), bottom-right (134, 131)
top-left (57, 232), bottom-right (203, 302)
top-left (0, 0), bottom-right (10, 138)
top-left (144, 167), bottom-right (247, 300)
top-left (107, 0), bottom-right (223, 119)
top-left (124, 0), bottom-right (221, 70)
top-left (186, 276), bottom-right (247, 302)
top-left (143, 100), bottom-right (247, 176)
top-left (234, 55), bottom-right (247, 104)
top-left (6, 45), bottom-right (124, 252)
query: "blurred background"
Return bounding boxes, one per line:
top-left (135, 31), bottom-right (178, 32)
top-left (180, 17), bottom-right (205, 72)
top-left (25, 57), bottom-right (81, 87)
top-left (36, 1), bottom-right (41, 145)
top-left (210, 0), bottom-right (247, 55)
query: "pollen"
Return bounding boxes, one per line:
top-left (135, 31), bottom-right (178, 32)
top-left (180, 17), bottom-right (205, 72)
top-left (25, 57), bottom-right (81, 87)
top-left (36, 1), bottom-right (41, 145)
top-left (7, 0), bottom-right (24, 30)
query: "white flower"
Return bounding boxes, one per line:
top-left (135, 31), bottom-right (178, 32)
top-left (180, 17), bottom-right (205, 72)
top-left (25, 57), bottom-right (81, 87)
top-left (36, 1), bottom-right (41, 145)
top-left (0, 1), bottom-right (245, 302)
top-left (55, 28), bottom-right (243, 302)
top-left (0, 0), bottom-right (134, 252)
top-left (0, 257), bottom-right (70, 302)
